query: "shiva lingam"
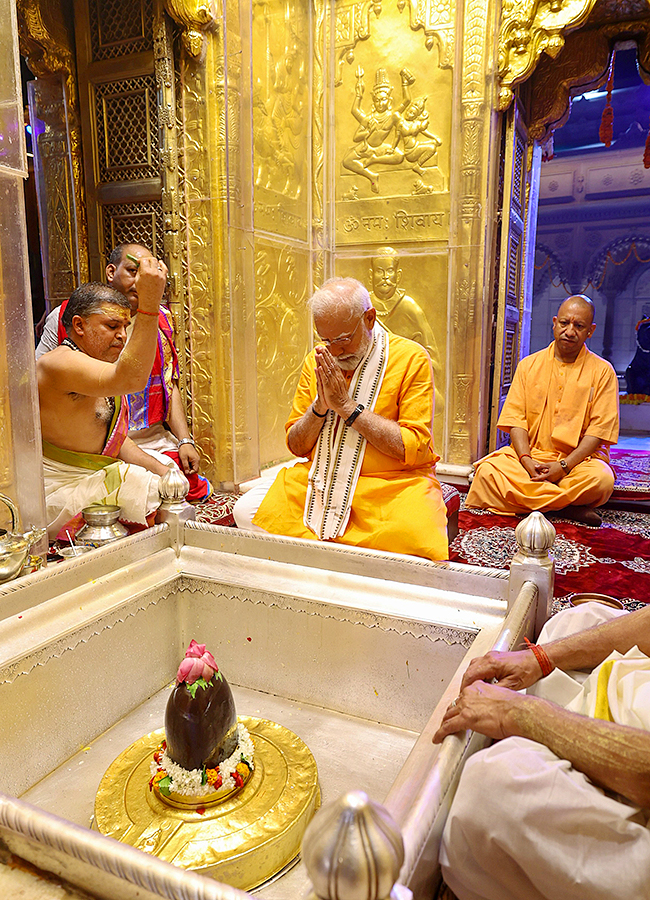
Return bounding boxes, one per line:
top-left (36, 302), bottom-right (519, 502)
top-left (94, 640), bottom-right (320, 890)
top-left (0, 492), bottom-right (46, 584)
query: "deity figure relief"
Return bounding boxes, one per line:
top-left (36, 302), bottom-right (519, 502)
top-left (342, 69), bottom-right (443, 194)
top-left (396, 97), bottom-right (445, 190)
top-left (253, 29), bottom-right (307, 198)
top-left (342, 67), bottom-right (414, 193)
top-left (368, 247), bottom-right (443, 421)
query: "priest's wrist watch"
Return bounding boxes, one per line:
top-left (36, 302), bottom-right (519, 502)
top-left (559, 459), bottom-right (569, 474)
top-left (177, 437), bottom-right (195, 448)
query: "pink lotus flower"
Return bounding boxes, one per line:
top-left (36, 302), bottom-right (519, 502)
top-left (176, 639), bottom-right (219, 685)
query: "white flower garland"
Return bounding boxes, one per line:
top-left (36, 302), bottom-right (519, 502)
top-left (151, 724), bottom-right (255, 797)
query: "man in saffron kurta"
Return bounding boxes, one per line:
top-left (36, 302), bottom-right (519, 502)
top-left (234, 277), bottom-right (448, 560)
top-left (466, 295), bottom-right (618, 526)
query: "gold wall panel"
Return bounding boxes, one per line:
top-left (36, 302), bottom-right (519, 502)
top-left (334, 6), bottom-right (453, 245)
top-left (254, 240), bottom-right (311, 468)
top-left (252, 0), bottom-right (311, 242)
top-left (338, 249), bottom-right (447, 453)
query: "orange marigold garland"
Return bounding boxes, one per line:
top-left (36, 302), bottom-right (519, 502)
top-left (599, 50), bottom-right (616, 148)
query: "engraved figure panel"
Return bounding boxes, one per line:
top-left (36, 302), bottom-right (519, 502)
top-left (335, 6), bottom-right (453, 246)
top-left (252, 0), bottom-right (310, 241)
top-left (340, 248), bottom-right (447, 451)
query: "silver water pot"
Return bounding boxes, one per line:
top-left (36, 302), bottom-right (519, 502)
top-left (0, 493), bottom-right (46, 584)
top-left (76, 505), bottom-right (129, 547)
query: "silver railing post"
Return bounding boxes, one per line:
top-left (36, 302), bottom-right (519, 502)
top-left (303, 790), bottom-right (412, 900)
top-left (508, 511), bottom-right (556, 637)
top-left (155, 466), bottom-right (195, 553)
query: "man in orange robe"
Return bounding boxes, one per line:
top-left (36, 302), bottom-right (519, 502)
top-left (466, 295), bottom-right (619, 526)
top-left (233, 277), bottom-right (448, 560)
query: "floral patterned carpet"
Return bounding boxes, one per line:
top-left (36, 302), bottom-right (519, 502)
top-left (610, 448), bottom-right (650, 499)
top-left (194, 490), bottom-right (239, 527)
top-left (450, 500), bottom-right (650, 612)
top-left (192, 486), bottom-right (650, 612)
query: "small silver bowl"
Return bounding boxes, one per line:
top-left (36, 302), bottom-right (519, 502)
top-left (568, 592), bottom-right (624, 610)
top-left (76, 505), bottom-right (129, 547)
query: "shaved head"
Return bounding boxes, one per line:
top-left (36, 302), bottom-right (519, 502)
top-left (552, 294), bottom-right (596, 362)
top-left (557, 294), bottom-right (595, 326)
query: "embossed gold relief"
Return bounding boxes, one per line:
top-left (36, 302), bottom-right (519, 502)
top-left (153, 6), bottom-right (189, 398)
top-left (335, 7), bottom-right (453, 245)
top-left (181, 40), bottom-right (232, 483)
top-left (17, 0), bottom-right (89, 282)
top-left (311, 0), bottom-right (326, 288)
top-left (252, 0), bottom-right (310, 241)
top-left (27, 76), bottom-right (79, 301)
top-left (254, 242), bottom-right (311, 467)
top-left (334, 1), bottom-right (382, 86)
top-left (497, 0), bottom-right (599, 111)
top-left (339, 248), bottom-right (447, 451)
top-left (447, 0), bottom-right (495, 464)
top-left (397, 0), bottom-right (455, 62)
top-left (163, 0), bottom-right (218, 59)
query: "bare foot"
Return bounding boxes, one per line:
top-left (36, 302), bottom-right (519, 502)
top-left (561, 505), bottom-right (602, 527)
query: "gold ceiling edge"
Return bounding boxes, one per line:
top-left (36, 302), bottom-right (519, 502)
top-left (497, 0), bottom-right (599, 111)
top-left (163, 0), bottom-right (219, 60)
top-left (527, 18), bottom-right (650, 142)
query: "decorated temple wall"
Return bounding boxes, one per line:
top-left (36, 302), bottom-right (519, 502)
top-left (181, 0), bottom-right (502, 481)
top-left (0, 0), bottom-right (47, 536)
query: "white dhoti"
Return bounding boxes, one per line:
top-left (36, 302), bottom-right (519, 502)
top-left (43, 456), bottom-right (161, 540)
top-left (440, 604), bottom-right (650, 900)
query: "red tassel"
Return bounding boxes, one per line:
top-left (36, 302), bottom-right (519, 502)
top-left (644, 115), bottom-right (650, 168)
top-left (599, 50), bottom-right (616, 148)
top-left (599, 104), bottom-right (614, 147)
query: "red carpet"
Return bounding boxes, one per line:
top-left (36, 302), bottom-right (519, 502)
top-left (450, 504), bottom-right (650, 611)
top-left (194, 491), bottom-right (239, 527)
top-left (610, 448), bottom-right (650, 500)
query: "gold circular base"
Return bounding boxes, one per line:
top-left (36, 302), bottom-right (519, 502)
top-left (94, 716), bottom-right (320, 891)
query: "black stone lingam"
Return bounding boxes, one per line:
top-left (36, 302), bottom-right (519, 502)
top-left (165, 641), bottom-right (238, 772)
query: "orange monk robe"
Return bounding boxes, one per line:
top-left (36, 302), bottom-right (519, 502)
top-left (253, 333), bottom-right (449, 560)
top-left (466, 343), bottom-right (619, 515)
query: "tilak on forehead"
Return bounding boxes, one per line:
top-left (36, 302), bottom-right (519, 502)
top-left (92, 304), bottom-right (131, 320)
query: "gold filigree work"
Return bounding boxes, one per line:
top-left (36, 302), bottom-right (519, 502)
top-left (163, 0), bottom-right (218, 59)
top-left (497, 0), bottom-right (599, 111)
top-left (397, 0), bottom-right (455, 63)
top-left (334, 0), bottom-right (382, 86)
top-left (17, 0), bottom-right (89, 281)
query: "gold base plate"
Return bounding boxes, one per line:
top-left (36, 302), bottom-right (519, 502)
top-left (93, 716), bottom-right (320, 891)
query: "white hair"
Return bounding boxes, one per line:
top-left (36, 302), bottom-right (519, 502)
top-left (308, 277), bottom-right (372, 319)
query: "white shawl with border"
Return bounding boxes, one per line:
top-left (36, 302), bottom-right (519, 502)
top-left (304, 323), bottom-right (389, 540)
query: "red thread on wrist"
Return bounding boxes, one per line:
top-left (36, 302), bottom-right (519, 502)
top-left (518, 453), bottom-right (532, 463)
top-left (137, 307), bottom-right (159, 317)
top-left (524, 637), bottom-right (555, 677)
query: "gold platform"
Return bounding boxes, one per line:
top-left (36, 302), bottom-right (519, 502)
top-left (94, 716), bottom-right (320, 891)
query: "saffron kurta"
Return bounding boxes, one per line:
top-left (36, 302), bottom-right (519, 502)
top-left (253, 332), bottom-right (448, 560)
top-left (466, 342), bottom-right (619, 515)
